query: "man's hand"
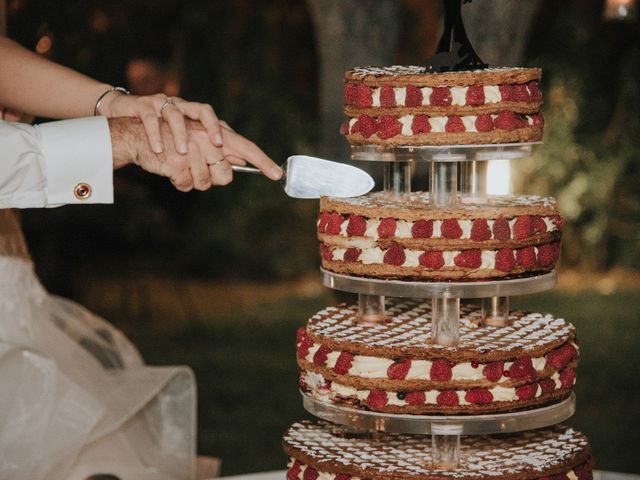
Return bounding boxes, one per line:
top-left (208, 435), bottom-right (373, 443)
top-left (109, 117), bottom-right (282, 192)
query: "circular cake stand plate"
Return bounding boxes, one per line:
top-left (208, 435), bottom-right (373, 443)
top-left (302, 392), bottom-right (575, 435)
top-left (321, 269), bottom-right (556, 298)
top-left (351, 142), bottom-right (542, 162)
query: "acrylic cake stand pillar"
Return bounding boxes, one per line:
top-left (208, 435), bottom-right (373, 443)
top-left (429, 153), bottom-right (465, 465)
top-left (429, 154), bottom-right (463, 347)
top-left (357, 293), bottom-right (387, 325)
top-left (460, 154), bottom-right (510, 327)
top-left (356, 159), bottom-right (413, 324)
top-left (383, 161), bottom-right (412, 197)
top-left (460, 159), bottom-right (488, 201)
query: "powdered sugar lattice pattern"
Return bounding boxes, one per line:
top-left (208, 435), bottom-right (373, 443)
top-left (327, 192), bottom-right (556, 213)
top-left (308, 300), bottom-right (574, 355)
top-left (349, 66), bottom-right (528, 79)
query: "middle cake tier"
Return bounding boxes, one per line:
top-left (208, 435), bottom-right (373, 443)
top-left (297, 300), bottom-right (578, 415)
top-left (318, 192), bottom-right (563, 281)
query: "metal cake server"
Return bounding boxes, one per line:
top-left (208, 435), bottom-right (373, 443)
top-left (231, 155), bottom-right (375, 199)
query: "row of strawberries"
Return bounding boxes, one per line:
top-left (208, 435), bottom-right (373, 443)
top-left (299, 368), bottom-right (575, 407)
top-left (318, 211), bottom-right (563, 241)
top-left (320, 241), bottom-right (561, 271)
top-left (298, 327), bottom-right (577, 383)
top-left (344, 81), bottom-right (542, 109)
top-left (340, 111), bottom-right (544, 140)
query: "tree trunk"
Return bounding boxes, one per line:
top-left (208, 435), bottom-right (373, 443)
top-left (464, 0), bottom-right (543, 67)
top-left (306, 0), bottom-right (399, 159)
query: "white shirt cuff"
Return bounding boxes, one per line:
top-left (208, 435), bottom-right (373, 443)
top-left (38, 116), bottom-right (114, 206)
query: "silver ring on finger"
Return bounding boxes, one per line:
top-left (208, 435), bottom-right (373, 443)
top-left (159, 97), bottom-right (175, 116)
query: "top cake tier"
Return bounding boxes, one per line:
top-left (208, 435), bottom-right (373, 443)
top-left (341, 66), bottom-right (543, 146)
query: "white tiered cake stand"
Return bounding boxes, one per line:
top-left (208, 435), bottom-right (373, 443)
top-left (301, 141), bottom-right (574, 469)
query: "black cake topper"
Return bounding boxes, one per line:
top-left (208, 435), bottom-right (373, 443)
top-left (426, 0), bottom-right (488, 72)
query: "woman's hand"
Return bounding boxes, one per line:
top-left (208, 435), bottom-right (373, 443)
top-left (98, 91), bottom-right (223, 155)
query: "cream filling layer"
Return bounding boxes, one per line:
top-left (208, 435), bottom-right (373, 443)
top-left (302, 342), bottom-right (578, 383)
top-left (368, 85), bottom-right (514, 107)
top-left (321, 217), bottom-right (559, 241)
top-left (302, 370), bottom-right (572, 407)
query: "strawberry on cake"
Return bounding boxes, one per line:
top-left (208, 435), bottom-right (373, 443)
top-left (341, 66), bottom-right (543, 146)
top-left (318, 192), bottom-right (563, 281)
top-left (297, 300), bottom-right (578, 415)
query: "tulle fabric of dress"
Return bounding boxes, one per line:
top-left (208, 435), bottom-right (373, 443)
top-left (0, 211), bottom-right (196, 480)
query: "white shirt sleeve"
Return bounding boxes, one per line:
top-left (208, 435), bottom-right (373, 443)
top-left (0, 116), bottom-right (113, 208)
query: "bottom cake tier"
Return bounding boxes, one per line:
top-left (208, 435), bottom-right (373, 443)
top-left (283, 421), bottom-right (593, 480)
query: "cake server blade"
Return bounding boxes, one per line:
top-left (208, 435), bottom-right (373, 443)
top-left (231, 155), bottom-right (375, 199)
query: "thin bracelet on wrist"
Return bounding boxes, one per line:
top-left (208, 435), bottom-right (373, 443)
top-left (94, 86), bottom-right (130, 116)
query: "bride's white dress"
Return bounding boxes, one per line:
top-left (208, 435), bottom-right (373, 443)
top-left (0, 210), bottom-right (196, 480)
